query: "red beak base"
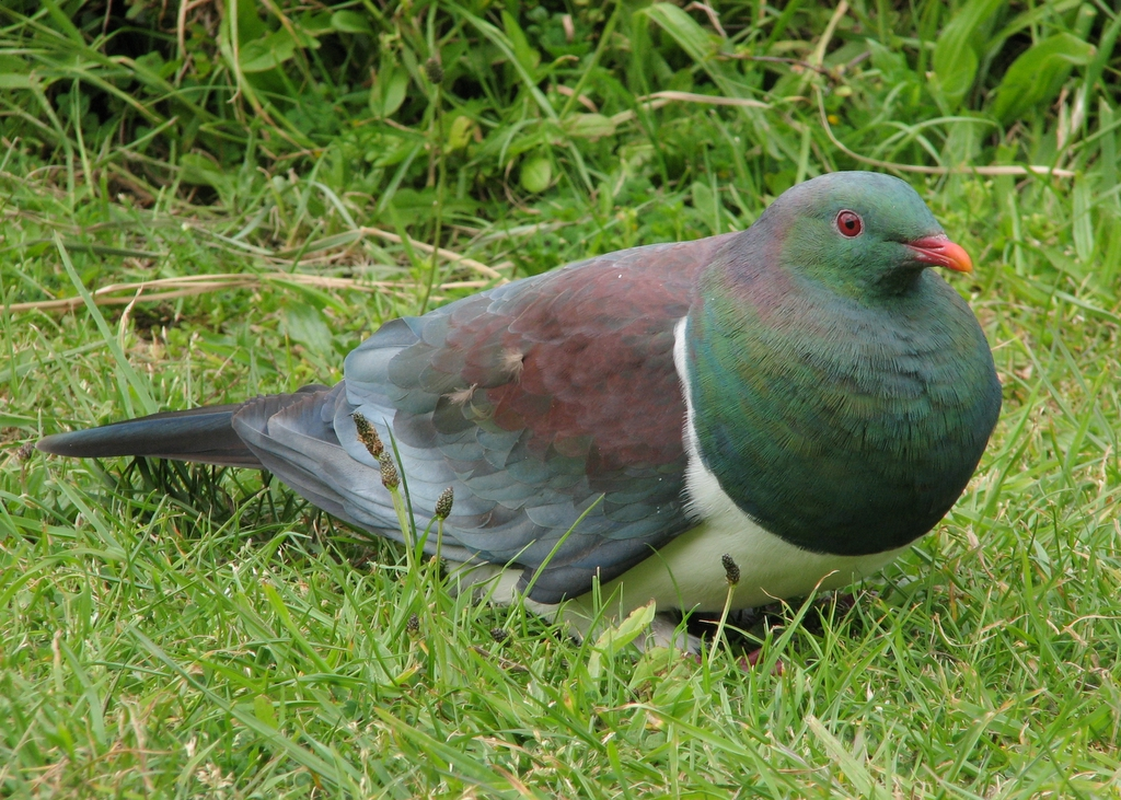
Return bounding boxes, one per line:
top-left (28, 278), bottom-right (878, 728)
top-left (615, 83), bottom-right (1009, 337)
top-left (907, 234), bottom-right (973, 274)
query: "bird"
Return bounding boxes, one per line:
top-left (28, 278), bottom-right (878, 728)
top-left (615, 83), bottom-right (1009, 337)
top-left (38, 171), bottom-right (1002, 646)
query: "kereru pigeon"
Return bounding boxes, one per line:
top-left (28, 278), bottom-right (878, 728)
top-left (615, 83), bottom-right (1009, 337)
top-left (38, 171), bottom-right (1002, 645)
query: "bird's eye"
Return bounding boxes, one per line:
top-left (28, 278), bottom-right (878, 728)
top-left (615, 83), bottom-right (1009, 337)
top-left (835, 210), bottom-right (863, 238)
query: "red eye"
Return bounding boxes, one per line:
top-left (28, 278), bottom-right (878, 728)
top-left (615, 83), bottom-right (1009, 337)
top-left (836, 210), bottom-right (863, 238)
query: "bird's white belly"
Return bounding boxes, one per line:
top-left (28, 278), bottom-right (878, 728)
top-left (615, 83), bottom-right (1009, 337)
top-left (525, 455), bottom-right (907, 635)
top-left (595, 466), bottom-right (907, 613)
top-left (467, 505), bottom-right (905, 646)
top-left (464, 502), bottom-right (904, 627)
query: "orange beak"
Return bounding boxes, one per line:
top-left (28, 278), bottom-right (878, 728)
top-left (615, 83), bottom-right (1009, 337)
top-left (907, 234), bottom-right (974, 274)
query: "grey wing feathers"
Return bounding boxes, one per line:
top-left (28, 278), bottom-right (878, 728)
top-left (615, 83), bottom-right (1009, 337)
top-left (39, 244), bottom-right (706, 603)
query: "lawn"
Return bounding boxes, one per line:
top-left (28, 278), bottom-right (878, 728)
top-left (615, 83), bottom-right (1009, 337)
top-left (2, 0), bottom-right (1120, 797)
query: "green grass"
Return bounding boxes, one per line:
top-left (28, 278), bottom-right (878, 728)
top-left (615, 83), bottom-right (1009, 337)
top-left (2, 0), bottom-right (1120, 796)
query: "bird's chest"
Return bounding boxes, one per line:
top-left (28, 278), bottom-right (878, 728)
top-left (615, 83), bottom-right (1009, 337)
top-left (676, 312), bottom-right (968, 556)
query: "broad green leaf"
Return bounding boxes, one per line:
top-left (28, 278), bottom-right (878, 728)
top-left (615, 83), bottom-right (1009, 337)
top-left (932, 0), bottom-right (1006, 110)
top-left (370, 66), bottom-right (409, 118)
top-left (991, 33), bottom-right (1095, 124)
top-left (253, 694), bottom-right (278, 729)
top-left (642, 3), bottom-right (718, 64)
top-left (446, 115), bottom-right (476, 151)
top-left (691, 180), bottom-right (718, 227)
top-left (179, 153), bottom-right (230, 191)
top-left (501, 10), bottom-right (540, 75)
top-left (330, 10), bottom-right (372, 34)
top-left (298, 11), bottom-right (335, 35)
top-left (563, 113), bottom-right (616, 140)
top-left (0, 74), bottom-right (32, 90)
top-left (284, 303), bottom-right (333, 356)
top-left (231, 0), bottom-right (268, 41)
top-left (520, 155), bottom-right (552, 193)
top-left (587, 601), bottom-right (657, 681)
top-left (239, 29), bottom-right (299, 73)
top-left (0, 54), bottom-right (29, 75)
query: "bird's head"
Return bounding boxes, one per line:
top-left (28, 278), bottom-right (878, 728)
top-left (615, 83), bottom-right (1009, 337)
top-left (758, 171), bottom-right (972, 299)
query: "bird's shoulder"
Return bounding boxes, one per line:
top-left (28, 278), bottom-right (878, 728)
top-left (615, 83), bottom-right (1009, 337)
top-left (346, 231), bottom-right (741, 465)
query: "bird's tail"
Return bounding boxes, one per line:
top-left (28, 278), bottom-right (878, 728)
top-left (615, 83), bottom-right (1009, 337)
top-left (37, 403), bottom-right (262, 467)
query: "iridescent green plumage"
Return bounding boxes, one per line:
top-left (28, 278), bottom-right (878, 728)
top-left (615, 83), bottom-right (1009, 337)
top-left (686, 172), bottom-right (1001, 555)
